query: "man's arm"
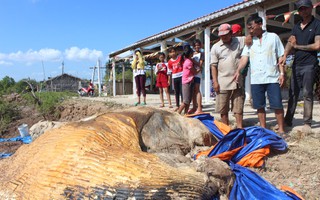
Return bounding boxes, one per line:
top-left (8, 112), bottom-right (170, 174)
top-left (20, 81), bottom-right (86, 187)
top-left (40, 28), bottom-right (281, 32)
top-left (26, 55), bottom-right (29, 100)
top-left (278, 57), bottom-right (286, 87)
top-left (211, 64), bottom-right (220, 94)
top-left (233, 56), bottom-right (249, 83)
top-left (278, 35), bottom-right (295, 66)
top-left (293, 35), bottom-right (320, 51)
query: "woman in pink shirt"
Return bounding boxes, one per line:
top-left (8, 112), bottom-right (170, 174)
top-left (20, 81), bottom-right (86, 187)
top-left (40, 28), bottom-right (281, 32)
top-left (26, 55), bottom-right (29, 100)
top-left (176, 44), bottom-right (197, 114)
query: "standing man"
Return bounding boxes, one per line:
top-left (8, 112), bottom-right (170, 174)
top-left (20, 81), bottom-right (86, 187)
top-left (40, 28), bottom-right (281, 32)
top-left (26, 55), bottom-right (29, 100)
top-left (234, 14), bottom-right (286, 135)
top-left (211, 23), bottom-right (246, 128)
top-left (279, 0), bottom-right (320, 133)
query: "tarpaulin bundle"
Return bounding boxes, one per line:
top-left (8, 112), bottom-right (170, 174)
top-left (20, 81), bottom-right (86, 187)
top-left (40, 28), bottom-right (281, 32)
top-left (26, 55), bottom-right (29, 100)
top-left (0, 136), bottom-right (32, 159)
top-left (229, 162), bottom-right (303, 200)
top-left (0, 136), bottom-right (32, 144)
top-left (191, 114), bottom-right (304, 199)
top-left (0, 153), bottom-right (13, 159)
top-left (232, 127), bottom-right (288, 167)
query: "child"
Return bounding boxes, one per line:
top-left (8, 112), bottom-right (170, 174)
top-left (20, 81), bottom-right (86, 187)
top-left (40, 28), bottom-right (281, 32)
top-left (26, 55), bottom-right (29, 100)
top-left (176, 44), bottom-right (197, 114)
top-left (189, 39), bottom-right (204, 114)
top-left (155, 52), bottom-right (172, 108)
top-left (167, 47), bottom-right (183, 110)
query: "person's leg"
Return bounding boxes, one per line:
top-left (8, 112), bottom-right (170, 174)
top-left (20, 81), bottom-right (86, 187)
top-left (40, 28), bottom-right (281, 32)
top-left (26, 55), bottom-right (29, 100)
top-left (267, 83), bottom-right (285, 133)
top-left (231, 88), bottom-right (245, 129)
top-left (135, 76), bottom-right (141, 105)
top-left (164, 87), bottom-right (172, 107)
top-left (196, 88), bottom-right (203, 113)
top-left (251, 84), bottom-right (267, 128)
top-left (140, 75), bottom-right (146, 104)
top-left (178, 77), bottom-right (183, 103)
top-left (217, 90), bottom-right (231, 126)
top-left (301, 65), bottom-right (316, 126)
top-left (176, 103), bottom-right (185, 114)
top-left (285, 66), bottom-right (301, 126)
top-left (173, 78), bottom-right (180, 108)
top-left (159, 87), bottom-right (164, 107)
top-left (190, 78), bottom-right (200, 113)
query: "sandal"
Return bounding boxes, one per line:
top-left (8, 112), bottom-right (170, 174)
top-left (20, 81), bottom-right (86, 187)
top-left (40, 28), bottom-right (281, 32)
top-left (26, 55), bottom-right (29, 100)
top-left (168, 105), bottom-right (173, 108)
top-left (159, 105), bottom-right (164, 108)
top-left (134, 102), bottom-right (140, 106)
top-left (141, 102), bottom-right (146, 106)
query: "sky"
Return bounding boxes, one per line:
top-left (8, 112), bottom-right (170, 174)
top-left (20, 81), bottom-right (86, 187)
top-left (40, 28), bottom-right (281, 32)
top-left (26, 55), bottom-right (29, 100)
top-left (0, 0), bottom-right (242, 82)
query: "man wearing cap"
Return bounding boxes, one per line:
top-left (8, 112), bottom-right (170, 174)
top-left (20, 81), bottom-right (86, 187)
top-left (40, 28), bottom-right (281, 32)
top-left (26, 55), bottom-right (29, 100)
top-left (279, 0), bottom-right (320, 133)
top-left (234, 14), bottom-right (286, 135)
top-left (210, 23), bottom-right (246, 128)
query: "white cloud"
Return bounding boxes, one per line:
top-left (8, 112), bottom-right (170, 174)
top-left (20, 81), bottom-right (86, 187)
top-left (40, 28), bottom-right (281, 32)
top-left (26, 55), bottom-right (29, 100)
top-left (0, 60), bottom-right (13, 66)
top-left (0, 49), bottom-right (62, 63)
top-left (64, 47), bottom-right (103, 61)
top-left (0, 47), bottom-right (104, 66)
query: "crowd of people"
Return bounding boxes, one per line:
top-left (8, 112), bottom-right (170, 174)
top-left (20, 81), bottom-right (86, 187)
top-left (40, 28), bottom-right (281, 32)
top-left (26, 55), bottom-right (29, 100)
top-left (131, 0), bottom-right (319, 136)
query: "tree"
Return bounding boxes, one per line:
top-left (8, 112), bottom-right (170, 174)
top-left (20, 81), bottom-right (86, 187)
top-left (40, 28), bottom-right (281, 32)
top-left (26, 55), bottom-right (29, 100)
top-left (0, 76), bottom-right (16, 94)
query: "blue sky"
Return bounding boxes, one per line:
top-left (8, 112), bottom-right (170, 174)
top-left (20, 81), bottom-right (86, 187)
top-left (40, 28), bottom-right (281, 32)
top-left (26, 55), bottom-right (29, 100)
top-left (0, 0), bottom-right (241, 82)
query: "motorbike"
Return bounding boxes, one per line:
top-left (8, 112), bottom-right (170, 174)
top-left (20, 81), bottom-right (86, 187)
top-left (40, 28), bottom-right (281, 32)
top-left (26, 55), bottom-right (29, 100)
top-left (78, 85), bottom-right (94, 97)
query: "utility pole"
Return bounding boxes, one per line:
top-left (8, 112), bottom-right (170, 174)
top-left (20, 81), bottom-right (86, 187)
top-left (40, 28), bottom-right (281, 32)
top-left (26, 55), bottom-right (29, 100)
top-left (62, 61), bottom-right (64, 75)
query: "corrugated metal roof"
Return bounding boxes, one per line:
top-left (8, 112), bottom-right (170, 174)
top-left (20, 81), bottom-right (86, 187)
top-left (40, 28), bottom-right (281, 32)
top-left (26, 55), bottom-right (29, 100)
top-left (109, 0), bottom-right (265, 57)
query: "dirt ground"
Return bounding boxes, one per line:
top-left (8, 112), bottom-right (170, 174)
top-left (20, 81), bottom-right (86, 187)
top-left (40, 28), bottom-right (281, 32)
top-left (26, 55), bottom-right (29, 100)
top-left (1, 95), bottom-right (319, 199)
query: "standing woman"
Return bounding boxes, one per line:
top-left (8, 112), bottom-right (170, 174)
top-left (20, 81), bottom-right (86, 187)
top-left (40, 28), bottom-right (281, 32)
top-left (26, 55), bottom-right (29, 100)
top-left (131, 49), bottom-right (146, 106)
top-left (176, 44), bottom-right (197, 114)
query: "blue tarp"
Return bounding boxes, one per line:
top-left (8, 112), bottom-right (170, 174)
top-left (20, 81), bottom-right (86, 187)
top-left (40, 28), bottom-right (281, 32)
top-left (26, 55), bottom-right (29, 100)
top-left (229, 162), bottom-right (301, 200)
top-left (231, 127), bottom-right (287, 163)
top-left (207, 128), bottom-right (246, 158)
top-left (192, 114), bottom-right (302, 200)
top-left (0, 135), bottom-right (32, 144)
top-left (0, 135), bottom-right (32, 159)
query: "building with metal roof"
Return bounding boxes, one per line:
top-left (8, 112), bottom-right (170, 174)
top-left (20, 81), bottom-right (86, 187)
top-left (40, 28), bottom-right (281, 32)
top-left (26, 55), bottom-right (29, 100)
top-left (108, 0), bottom-right (320, 102)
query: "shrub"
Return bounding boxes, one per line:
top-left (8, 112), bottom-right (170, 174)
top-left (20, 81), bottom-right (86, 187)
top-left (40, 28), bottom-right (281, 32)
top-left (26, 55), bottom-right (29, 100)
top-left (22, 91), bottom-right (76, 120)
top-left (0, 99), bottom-right (20, 134)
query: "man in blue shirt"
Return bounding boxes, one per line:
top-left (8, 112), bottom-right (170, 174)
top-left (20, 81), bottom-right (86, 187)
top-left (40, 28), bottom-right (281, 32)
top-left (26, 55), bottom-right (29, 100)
top-left (279, 0), bottom-right (320, 133)
top-left (234, 14), bottom-right (286, 135)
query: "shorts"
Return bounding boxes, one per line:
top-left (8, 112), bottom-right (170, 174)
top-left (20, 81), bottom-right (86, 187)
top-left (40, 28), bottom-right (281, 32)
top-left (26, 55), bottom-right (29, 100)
top-left (182, 82), bottom-right (194, 105)
top-left (194, 77), bottom-right (201, 84)
top-left (251, 83), bottom-right (283, 110)
top-left (215, 88), bottom-right (245, 115)
top-left (156, 81), bottom-right (169, 88)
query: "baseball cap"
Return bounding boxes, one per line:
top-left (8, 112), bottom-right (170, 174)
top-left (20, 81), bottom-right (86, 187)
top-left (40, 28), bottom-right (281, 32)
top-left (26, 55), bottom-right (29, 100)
top-left (218, 24), bottom-right (231, 36)
top-left (295, 0), bottom-right (313, 9)
top-left (232, 24), bottom-right (242, 34)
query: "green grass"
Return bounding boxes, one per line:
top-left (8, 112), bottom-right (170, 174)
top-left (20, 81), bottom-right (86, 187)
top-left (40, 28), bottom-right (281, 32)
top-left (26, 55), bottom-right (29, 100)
top-left (21, 91), bottom-right (77, 120)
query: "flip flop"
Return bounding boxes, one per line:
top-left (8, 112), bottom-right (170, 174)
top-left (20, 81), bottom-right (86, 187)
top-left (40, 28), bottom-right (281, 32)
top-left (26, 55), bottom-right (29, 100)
top-left (159, 105), bottom-right (164, 108)
top-left (141, 102), bottom-right (146, 106)
top-left (134, 102), bottom-right (140, 106)
top-left (168, 105), bottom-right (173, 108)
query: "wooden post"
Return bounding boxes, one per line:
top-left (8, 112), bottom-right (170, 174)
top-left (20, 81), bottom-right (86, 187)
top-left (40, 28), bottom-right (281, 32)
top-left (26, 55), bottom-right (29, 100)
top-left (122, 63), bottom-right (125, 95)
top-left (97, 60), bottom-right (101, 97)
